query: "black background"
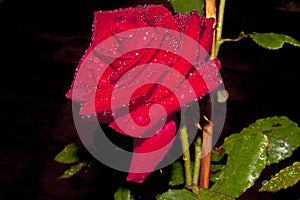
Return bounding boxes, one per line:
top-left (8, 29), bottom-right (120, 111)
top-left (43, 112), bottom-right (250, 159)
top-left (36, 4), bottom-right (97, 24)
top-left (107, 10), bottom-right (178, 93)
top-left (1, 0), bottom-right (300, 199)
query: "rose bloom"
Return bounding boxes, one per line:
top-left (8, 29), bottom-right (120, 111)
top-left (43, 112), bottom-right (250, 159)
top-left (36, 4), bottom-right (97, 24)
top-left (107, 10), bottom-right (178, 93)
top-left (66, 4), bottom-right (221, 183)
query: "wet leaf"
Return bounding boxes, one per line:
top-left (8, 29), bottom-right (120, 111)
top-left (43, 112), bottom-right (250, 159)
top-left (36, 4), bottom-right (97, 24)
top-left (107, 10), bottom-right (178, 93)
top-left (199, 188), bottom-right (234, 200)
top-left (156, 189), bottom-right (197, 200)
top-left (168, 161), bottom-right (185, 186)
top-left (249, 32), bottom-right (300, 50)
top-left (211, 130), bottom-right (268, 198)
top-left (54, 143), bottom-right (80, 164)
top-left (259, 162), bottom-right (300, 192)
top-left (247, 116), bottom-right (300, 165)
top-left (114, 187), bottom-right (134, 200)
top-left (59, 162), bottom-right (87, 179)
top-left (169, 0), bottom-right (204, 14)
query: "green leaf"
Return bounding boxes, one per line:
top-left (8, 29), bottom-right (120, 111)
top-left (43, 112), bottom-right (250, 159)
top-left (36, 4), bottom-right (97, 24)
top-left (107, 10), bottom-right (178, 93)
top-left (114, 187), bottom-right (134, 200)
top-left (210, 164), bottom-right (225, 182)
top-left (249, 32), bottom-right (300, 50)
top-left (259, 162), bottom-right (300, 192)
top-left (59, 162), bottom-right (87, 179)
top-left (168, 162), bottom-right (185, 186)
top-left (211, 131), bottom-right (268, 198)
top-left (169, 0), bottom-right (204, 15)
top-left (210, 168), bottom-right (223, 183)
top-left (199, 188), bottom-right (234, 200)
top-left (247, 116), bottom-right (300, 165)
top-left (211, 149), bottom-right (226, 162)
top-left (54, 143), bottom-right (80, 164)
top-left (156, 189), bottom-right (197, 200)
top-left (211, 164), bottom-right (225, 172)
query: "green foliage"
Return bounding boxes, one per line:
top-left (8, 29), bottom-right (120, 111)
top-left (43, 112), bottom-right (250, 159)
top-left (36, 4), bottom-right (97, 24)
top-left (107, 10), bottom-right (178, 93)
top-left (168, 161), bottom-right (185, 186)
top-left (211, 131), bottom-right (268, 198)
top-left (210, 116), bottom-right (300, 198)
top-left (246, 116), bottom-right (300, 165)
top-left (156, 188), bottom-right (234, 200)
top-left (59, 162), bottom-right (87, 179)
top-left (259, 161), bottom-right (300, 192)
top-left (199, 188), bottom-right (234, 200)
top-left (156, 189), bottom-right (198, 200)
top-left (169, 0), bottom-right (204, 15)
top-left (54, 143), bottom-right (80, 164)
top-left (55, 143), bottom-right (89, 179)
top-left (114, 187), bottom-right (134, 200)
top-left (210, 164), bottom-right (225, 182)
top-left (211, 149), bottom-right (226, 162)
top-left (249, 32), bottom-right (300, 50)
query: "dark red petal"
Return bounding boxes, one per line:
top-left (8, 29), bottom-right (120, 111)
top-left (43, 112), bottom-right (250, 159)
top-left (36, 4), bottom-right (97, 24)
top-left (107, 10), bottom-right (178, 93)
top-left (199, 18), bottom-right (215, 53)
top-left (126, 120), bottom-right (177, 183)
top-left (174, 13), bottom-right (191, 32)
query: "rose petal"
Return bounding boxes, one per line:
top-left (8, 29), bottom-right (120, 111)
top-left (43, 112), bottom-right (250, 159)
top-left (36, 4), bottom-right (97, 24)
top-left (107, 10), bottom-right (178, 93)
top-left (66, 5), bottom-right (179, 103)
top-left (126, 120), bottom-right (177, 183)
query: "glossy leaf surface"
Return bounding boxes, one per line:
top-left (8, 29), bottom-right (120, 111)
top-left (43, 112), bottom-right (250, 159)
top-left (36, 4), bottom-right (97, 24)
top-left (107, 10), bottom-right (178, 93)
top-left (259, 161), bottom-right (300, 192)
top-left (211, 131), bottom-right (268, 198)
top-left (247, 116), bottom-right (300, 165)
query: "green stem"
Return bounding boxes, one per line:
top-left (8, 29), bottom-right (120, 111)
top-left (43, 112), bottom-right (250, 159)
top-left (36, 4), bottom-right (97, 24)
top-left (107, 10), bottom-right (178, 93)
top-left (192, 136), bottom-right (202, 186)
top-left (214, 0), bottom-right (227, 57)
top-left (180, 112), bottom-right (192, 187)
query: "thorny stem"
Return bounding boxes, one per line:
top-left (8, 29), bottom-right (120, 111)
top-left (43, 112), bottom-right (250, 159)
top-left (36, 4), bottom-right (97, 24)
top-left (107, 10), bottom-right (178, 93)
top-left (192, 135), bottom-right (202, 186)
top-left (195, 0), bottom-right (217, 191)
top-left (199, 123), bottom-right (213, 188)
top-left (179, 109), bottom-right (192, 187)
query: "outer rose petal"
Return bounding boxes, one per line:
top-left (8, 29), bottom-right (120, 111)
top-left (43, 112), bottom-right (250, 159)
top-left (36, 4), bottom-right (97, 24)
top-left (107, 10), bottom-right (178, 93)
top-left (126, 120), bottom-right (177, 183)
top-left (199, 18), bottom-right (215, 53)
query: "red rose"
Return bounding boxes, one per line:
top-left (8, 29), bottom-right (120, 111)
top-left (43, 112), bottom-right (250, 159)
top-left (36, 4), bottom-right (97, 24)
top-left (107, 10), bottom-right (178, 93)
top-left (66, 4), bottom-right (221, 183)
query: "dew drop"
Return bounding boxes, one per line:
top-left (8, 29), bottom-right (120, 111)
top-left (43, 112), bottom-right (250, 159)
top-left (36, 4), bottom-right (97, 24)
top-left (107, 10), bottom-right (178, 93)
top-left (81, 114), bottom-right (91, 119)
top-left (93, 57), bottom-right (100, 63)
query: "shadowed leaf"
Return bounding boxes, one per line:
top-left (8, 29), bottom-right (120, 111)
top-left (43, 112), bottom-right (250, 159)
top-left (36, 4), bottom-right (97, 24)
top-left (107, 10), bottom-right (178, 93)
top-left (168, 162), bottom-right (185, 186)
top-left (54, 143), bottom-right (80, 164)
top-left (114, 187), bottom-right (134, 200)
top-left (59, 162), bottom-right (87, 179)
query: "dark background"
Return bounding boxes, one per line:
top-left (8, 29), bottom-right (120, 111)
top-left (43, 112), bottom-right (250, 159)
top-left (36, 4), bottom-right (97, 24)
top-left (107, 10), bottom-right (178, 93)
top-left (1, 0), bottom-right (300, 199)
